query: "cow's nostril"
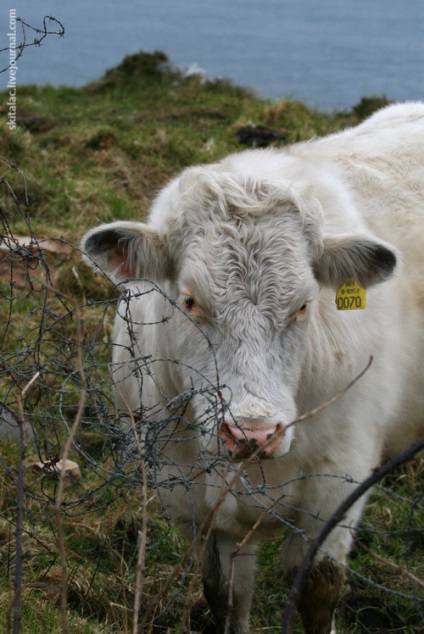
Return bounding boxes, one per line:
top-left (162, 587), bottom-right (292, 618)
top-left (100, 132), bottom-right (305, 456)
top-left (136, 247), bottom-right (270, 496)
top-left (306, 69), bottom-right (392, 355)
top-left (274, 423), bottom-right (284, 437)
top-left (219, 422), bottom-right (234, 440)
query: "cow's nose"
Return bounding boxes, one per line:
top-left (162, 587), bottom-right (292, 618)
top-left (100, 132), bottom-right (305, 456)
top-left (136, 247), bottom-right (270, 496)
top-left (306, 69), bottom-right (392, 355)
top-left (219, 420), bottom-right (284, 459)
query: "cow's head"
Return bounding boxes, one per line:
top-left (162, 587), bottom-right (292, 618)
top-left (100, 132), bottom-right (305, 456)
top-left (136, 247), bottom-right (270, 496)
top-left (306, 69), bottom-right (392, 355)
top-left (81, 170), bottom-right (397, 460)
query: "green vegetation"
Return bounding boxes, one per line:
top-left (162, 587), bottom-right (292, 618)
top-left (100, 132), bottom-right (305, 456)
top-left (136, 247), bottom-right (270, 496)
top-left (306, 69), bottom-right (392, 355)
top-left (2, 51), bottom-right (380, 240)
top-left (0, 51), bottom-right (421, 633)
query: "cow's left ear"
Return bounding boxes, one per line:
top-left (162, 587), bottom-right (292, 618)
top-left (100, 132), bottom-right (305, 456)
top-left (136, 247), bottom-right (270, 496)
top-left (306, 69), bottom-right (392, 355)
top-left (313, 234), bottom-right (398, 288)
top-left (81, 221), bottom-right (173, 281)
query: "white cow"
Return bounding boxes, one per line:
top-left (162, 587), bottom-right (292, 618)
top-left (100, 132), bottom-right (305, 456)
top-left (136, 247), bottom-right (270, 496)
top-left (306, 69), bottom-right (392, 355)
top-left (82, 103), bottom-right (424, 634)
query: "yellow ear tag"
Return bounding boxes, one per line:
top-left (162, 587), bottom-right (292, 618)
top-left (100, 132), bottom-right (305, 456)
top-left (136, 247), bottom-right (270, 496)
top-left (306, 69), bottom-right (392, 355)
top-left (336, 278), bottom-right (366, 310)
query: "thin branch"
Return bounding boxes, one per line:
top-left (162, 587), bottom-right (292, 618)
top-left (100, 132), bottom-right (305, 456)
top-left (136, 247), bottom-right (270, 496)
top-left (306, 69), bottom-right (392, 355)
top-left (280, 436), bottom-right (424, 633)
top-left (279, 356), bottom-right (373, 442)
top-left (53, 306), bottom-right (87, 634)
top-left (224, 491), bottom-right (288, 634)
top-left (114, 384), bottom-right (149, 634)
top-left (21, 371), bottom-right (40, 397)
top-left (356, 539), bottom-right (424, 589)
top-left (170, 357), bottom-right (375, 632)
top-left (12, 395), bottom-right (26, 634)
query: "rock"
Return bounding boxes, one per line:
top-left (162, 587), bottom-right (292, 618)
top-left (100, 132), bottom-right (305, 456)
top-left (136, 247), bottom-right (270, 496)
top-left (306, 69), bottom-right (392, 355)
top-left (32, 458), bottom-right (82, 479)
top-left (235, 124), bottom-right (288, 147)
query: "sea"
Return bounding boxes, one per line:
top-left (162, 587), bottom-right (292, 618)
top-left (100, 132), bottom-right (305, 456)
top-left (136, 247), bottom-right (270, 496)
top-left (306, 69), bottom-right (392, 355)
top-left (3, 0), bottom-right (424, 111)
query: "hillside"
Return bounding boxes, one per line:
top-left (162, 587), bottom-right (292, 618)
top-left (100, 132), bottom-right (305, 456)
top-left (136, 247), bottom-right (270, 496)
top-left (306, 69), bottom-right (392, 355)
top-left (0, 52), bottom-right (421, 634)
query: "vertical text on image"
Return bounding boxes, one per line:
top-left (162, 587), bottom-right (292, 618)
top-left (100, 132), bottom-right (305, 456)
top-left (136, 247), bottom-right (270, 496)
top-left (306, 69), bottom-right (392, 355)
top-left (7, 8), bottom-right (17, 131)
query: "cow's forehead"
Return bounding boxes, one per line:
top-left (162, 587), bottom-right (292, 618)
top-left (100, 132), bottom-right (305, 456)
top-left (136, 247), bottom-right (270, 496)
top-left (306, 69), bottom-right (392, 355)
top-left (177, 211), bottom-right (317, 324)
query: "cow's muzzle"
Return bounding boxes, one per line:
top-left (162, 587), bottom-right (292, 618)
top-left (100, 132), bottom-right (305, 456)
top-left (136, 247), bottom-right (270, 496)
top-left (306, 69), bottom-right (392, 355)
top-left (219, 419), bottom-right (285, 459)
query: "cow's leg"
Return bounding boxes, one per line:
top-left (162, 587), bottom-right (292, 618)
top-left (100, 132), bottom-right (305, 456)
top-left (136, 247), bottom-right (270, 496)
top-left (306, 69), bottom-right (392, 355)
top-left (286, 558), bottom-right (344, 634)
top-left (201, 531), bottom-right (257, 634)
top-left (283, 464), bottom-right (373, 634)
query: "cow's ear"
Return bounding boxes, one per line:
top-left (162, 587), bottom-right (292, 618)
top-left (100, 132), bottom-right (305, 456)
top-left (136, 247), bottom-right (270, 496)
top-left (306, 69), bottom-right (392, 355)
top-left (313, 234), bottom-right (397, 288)
top-left (81, 221), bottom-right (173, 281)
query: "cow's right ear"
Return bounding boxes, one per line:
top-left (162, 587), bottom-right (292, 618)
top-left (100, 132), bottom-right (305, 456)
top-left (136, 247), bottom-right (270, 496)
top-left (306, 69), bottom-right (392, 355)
top-left (313, 233), bottom-right (398, 289)
top-left (81, 221), bottom-right (173, 281)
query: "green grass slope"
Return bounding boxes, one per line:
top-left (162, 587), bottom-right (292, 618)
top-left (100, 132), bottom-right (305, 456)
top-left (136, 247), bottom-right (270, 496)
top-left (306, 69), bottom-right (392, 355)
top-left (0, 52), bottom-right (421, 633)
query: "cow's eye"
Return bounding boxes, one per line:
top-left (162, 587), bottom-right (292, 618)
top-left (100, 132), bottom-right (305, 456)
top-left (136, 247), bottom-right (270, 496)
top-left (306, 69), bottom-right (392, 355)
top-left (295, 303), bottom-right (308, 320)
top-left (183, 295), bottom-right (196, 312)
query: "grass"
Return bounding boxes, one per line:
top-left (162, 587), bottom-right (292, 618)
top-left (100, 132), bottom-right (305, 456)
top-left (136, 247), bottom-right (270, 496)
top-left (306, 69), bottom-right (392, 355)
top-left (0, 50), bottom-right (421, 633)
top-left (1, 50), bottom-right (375, 239)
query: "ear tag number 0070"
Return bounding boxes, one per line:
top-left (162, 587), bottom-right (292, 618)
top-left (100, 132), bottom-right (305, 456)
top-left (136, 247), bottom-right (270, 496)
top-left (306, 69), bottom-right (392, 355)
top-left (336, 278), bottom-right (366, 310)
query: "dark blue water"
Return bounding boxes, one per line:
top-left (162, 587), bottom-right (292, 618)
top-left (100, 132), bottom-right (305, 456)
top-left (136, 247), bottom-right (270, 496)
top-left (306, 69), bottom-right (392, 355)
top-left (3, 0), bottom-right (424, 110)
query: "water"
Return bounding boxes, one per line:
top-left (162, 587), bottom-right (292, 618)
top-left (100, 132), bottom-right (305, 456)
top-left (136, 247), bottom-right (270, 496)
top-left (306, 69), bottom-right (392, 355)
top-left (3, 0), bottom-right (424, 110)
